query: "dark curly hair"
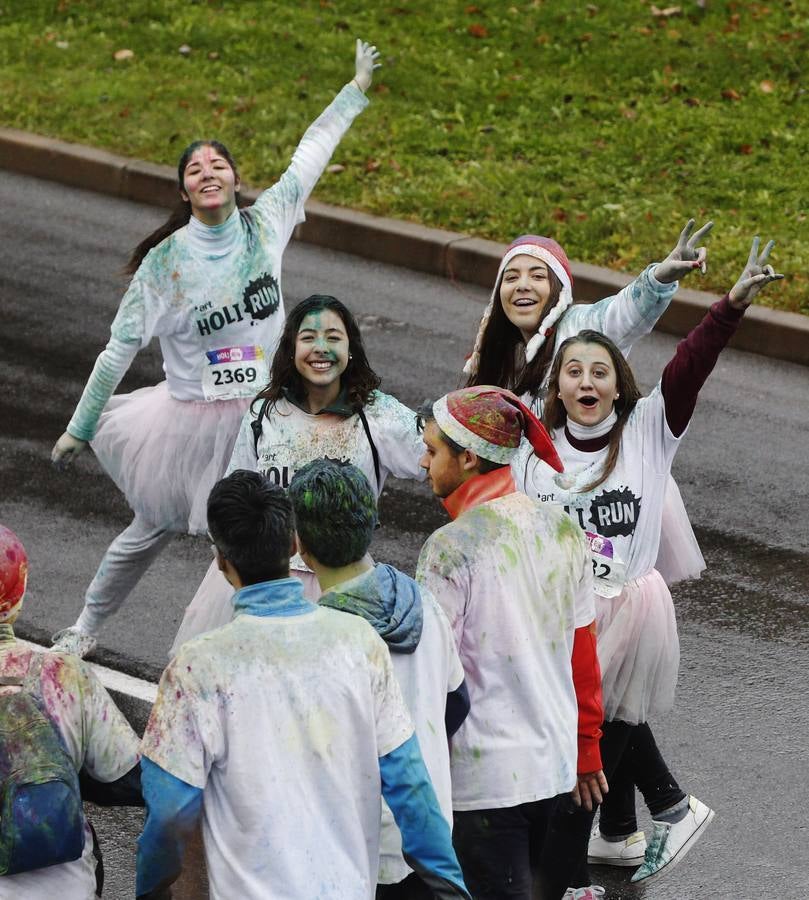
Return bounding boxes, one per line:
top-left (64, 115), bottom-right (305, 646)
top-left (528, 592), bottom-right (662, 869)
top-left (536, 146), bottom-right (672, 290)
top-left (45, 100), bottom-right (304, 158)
top-left (252, 295), bottom-right (381, 415)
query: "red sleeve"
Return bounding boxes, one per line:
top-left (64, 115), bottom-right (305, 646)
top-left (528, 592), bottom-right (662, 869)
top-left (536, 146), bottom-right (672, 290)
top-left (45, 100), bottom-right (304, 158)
top-left (571, 621), bottom-right (603, 774)
top-left (661, 294), bottom-right (745, 437)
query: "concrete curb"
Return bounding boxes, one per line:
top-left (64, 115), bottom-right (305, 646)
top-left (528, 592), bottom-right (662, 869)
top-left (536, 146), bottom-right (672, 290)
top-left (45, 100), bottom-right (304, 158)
top-left (3, 126), bottom-right (807, 367)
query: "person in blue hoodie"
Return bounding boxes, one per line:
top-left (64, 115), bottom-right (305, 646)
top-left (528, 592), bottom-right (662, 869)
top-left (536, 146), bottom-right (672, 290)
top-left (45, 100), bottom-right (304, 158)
top-left (290, 459), bottom-right (470, 899)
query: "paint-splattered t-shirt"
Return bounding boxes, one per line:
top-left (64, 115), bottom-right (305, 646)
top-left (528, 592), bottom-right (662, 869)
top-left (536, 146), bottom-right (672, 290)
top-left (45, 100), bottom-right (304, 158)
top-left (141, 606), bottom-right (413, 900)
top-left (416, 491), bottom-right (593, 811)
top-left (0, 637), bottom-right (140, 900)
top-left (514, 386), bottom-right (681, 593)
top-left (227, 390), bottom-right (425, 494)
top-left (67, 83), bottom-right (367, 439)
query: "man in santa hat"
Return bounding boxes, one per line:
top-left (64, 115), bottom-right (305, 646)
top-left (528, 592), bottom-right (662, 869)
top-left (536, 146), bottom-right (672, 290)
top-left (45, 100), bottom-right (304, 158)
top-left (416, 386), bottom-right (605, 900)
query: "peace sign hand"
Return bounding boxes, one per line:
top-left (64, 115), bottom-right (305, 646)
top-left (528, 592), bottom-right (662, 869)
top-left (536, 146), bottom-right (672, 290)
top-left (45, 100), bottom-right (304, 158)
top-left (728, 237), bottom-right (784, 309)
top-left (353, 39), bottom-right (381, 93)
top-left (654, 218), bottom-right (714, 284)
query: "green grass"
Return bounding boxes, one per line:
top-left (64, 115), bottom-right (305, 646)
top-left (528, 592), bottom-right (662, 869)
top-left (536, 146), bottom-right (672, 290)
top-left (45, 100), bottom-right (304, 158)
top-left (1, 0), bottom-right (806, 312)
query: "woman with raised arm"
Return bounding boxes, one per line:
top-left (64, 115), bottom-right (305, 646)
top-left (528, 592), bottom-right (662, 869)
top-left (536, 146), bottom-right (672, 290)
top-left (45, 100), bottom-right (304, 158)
top-left (50, 40), bottom-right (382, 659)
top-left (514, 237), bottom-right (782, 890)
top-left (170, 294), bottom-right (425, 653)
top-left (465, 220), bottom-right (714, 588)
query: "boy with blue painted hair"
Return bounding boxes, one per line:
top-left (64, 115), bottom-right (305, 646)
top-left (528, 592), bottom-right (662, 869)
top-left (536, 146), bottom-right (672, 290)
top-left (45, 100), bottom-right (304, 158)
top-left (137, 469), bottom-right (469, 900)
top-left (289, 458), bottom-right (470, 899)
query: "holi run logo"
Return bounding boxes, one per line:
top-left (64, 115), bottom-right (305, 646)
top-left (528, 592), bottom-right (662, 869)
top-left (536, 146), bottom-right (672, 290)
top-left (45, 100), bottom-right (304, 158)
top-left (195, 273), bottom-right (280, 336)
top-left (243, 273), bottom-right (280, 321)
top-left (587, 487), bottom-right (641, 538)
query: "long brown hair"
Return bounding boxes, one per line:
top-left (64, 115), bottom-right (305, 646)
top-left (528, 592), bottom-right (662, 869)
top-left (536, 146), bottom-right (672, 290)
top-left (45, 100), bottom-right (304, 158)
top-left (542, 330), bottom-right (641, 493)
top-left (124, 140), bottom-right (245, 274)
top-left (252, 295), bottom-right (381, 414)
top-left (465, 268), bottom-right (562, 400)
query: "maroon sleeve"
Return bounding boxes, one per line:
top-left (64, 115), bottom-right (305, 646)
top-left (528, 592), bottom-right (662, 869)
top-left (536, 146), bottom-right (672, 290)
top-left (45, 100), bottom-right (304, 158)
top-left (660, 295), bottom-right (745, 437)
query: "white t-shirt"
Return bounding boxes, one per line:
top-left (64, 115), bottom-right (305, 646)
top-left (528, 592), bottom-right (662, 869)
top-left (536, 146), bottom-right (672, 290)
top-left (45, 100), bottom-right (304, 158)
top-left (416, 491), bottom-right (594, 811)
top-left (0, 642), bottom-right (140, 900)
top-left (108, 84), bottom-right (368, 403)
top-left (141, 607), bottom-right (414, 900)
top-left (514, 385), bottom-right (682, 592)
top-left (227, 390), bottom-right (425, 495)
top-left (380, 589), bottom-right (464, 884)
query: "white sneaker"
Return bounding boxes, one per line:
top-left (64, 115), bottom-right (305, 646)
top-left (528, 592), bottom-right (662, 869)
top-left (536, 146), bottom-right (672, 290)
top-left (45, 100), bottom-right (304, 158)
top-left (631, 795), bottom-right (715, 884)
top-left (51, 627), bottom-right (98, 659)
top-left (563, 887), bottom-right (605, 899)
top-left (588, 825), bottom-right (647, 867)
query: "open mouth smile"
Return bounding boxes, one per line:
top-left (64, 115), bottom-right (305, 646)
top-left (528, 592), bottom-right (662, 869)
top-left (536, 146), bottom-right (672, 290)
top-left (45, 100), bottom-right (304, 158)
top-left (578, 396), bottom-right (598, 408)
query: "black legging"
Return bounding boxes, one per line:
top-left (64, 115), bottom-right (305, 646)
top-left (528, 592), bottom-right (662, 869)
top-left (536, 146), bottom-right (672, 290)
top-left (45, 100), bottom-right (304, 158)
top-left (542, 720), bottom-right (686, 889)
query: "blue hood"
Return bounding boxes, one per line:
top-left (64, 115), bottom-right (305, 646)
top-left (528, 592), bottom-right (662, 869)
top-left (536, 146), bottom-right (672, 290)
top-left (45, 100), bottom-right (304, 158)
top-left (319, 563), bottom-right (423, 653)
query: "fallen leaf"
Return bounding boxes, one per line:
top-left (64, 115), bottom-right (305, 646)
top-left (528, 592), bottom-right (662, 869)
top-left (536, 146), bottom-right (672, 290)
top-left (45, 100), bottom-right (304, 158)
top-left (468, 23), bottom-right (489, 38)
top-left (645, 211), bottom-right (654, 222)
top-left (551, 207), bottom-right (567, 222)
top-left (389, 158), bottom-right (402, 171)
top-left (636, 26), bottom-right (653, 35)
top-left (365, 158), bottom-right (381, 173)
top-left (759, 80), bottom-right (774, 93)
top-left (684, 96), bottom-right (701, 106)
top-left (739, 144), bottom-right (753, 155)
top-left (535, 33), bottom-right (550, 44)
top-left (113, 48), bottom-right (134, 61)
top-left (651, 5), bottom-right (681, 17)
top-left (575, 212), bottom-right (589, 221)
top-left (326, 163), bottom-right (345, 174)
top-left (118, 107), bottom-right (130, 118)
top-left (578, 32), bottom-right (593, 42)
top-left (721, 88), bottom-right (741, 101)
top-left (207, 92), bottom-right (218, 102)
top-left (621, 107), bottom-right (637, 119)
top-left (465, 4), bottom-right (483, 12)
top-left (208, 51), bottom-right (219, 60)
top-left (373, 83), bottom-right (390, 94)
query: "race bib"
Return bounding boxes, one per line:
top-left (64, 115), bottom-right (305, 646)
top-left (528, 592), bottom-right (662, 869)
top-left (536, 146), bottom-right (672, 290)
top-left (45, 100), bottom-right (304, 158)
top-left (201, 345), bottom-right (268, 401)
top-left (585, 531), bottom-right (627, 598)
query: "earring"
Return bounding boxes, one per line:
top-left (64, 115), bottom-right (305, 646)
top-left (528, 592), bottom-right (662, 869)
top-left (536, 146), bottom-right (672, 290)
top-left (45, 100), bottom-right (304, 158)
top-left (349, 353), bottom-right (353, 360)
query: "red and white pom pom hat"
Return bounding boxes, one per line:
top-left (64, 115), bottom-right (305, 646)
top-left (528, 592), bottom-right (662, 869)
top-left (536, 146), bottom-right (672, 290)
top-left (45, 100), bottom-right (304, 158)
top-left (434, 385), bottom-right (563, 471)
top-left (464, 235), bottom-right (574, 375)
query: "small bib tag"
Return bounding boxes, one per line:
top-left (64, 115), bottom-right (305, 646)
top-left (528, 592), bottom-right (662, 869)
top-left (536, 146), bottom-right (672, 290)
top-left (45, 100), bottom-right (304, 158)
top-left (201, 345), bottom-right (268, 401)
top-left (585, 531), bottom-right (626, 598)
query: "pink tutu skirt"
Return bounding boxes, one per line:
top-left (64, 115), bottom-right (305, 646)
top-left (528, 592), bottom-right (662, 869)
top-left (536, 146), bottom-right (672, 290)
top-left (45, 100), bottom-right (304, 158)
top-left (170, 558), bottom-right (321, 657)
top-left (90, 382), bottom-right (251, 534)
top-left (596, 569), bottom-right (680, 725)
top-left (655, 476), bottom-right (705, 586)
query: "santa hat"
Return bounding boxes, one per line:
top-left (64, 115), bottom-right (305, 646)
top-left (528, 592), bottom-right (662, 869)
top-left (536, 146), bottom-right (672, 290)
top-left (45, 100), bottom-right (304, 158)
top-left (463, 235), bottom-right (574, 376)
top-left (0, 525), bottom-right (28, 624)
top-left (434, 386), bottom-right (563, 471)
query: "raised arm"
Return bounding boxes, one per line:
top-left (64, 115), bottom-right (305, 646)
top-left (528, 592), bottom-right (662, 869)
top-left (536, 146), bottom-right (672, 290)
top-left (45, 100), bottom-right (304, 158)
top-left (562, 219), bottom-right (713, 356)
top-left (252, 39), bottom-right (381, 237)
top-left (661, 236), bottom-right (783, 437)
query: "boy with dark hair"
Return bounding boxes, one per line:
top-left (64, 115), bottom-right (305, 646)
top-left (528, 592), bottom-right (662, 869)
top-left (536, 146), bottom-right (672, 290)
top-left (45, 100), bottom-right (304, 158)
top-left (137, 469), bottom-right (470, 900)
top-left (289, 459), bottom-right (469, 899)
top-left (416, 387), bottom-right (605, 900)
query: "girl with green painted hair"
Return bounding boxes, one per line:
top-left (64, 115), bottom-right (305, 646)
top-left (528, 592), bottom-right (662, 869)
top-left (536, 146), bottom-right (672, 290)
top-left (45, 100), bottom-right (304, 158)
top-left (171, 294), bottom-right (427, 653)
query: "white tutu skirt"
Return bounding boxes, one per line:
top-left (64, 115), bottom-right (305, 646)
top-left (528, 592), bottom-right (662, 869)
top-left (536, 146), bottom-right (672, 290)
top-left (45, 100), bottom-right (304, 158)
top-left (596, 569), bottom-right (680, 725)
top-left (654, 475), bottom-right (705, 586)
top-left (90, 382), bottom-right (251, 534)
top-left (170, 558), bottom-right (321, 657)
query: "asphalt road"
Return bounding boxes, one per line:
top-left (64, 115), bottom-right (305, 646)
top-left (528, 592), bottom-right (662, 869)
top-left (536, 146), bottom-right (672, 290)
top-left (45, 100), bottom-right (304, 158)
top-left (2, 171), bottom-right (809, 899)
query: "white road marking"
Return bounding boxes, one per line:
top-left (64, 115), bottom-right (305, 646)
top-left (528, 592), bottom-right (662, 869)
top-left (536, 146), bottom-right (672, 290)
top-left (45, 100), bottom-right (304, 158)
top-left (20, 640), bottom-right (158, 703)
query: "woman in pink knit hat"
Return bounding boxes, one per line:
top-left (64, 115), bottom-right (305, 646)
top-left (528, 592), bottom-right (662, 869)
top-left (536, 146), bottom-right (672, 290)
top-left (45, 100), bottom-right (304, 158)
top-left (464, 221), bottom-right (712, 587)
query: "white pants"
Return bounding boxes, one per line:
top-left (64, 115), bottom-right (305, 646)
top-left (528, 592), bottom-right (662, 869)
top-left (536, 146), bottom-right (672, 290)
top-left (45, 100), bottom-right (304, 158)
top-left (75, 515), bottom-right (174, 636)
